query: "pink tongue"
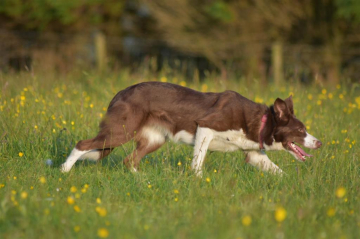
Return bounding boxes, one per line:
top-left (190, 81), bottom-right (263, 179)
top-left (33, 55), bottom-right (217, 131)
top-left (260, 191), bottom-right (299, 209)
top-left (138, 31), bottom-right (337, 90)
top-left (294, 144), bottom-right (313, 157)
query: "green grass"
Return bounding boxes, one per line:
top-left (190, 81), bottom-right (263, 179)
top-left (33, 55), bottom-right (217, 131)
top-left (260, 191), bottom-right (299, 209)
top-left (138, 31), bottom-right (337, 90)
top-left (0, 70), bottom-right (359, 239)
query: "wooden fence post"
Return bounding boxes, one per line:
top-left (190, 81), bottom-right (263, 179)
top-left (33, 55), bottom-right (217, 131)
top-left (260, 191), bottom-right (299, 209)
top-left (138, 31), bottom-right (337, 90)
top-left (272, 40), bottom-right (284, 86)
top-left (95, 31), bottom-right (107, 71)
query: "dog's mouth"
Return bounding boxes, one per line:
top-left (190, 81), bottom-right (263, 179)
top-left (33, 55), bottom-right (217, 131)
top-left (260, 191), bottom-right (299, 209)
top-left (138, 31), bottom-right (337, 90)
top-left (287, 142), bottom-right (313, 162)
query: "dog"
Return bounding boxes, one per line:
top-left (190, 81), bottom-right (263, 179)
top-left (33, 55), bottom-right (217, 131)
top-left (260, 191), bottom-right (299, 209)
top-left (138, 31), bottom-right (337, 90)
top-left (61, 82), bottom-right (322, 175)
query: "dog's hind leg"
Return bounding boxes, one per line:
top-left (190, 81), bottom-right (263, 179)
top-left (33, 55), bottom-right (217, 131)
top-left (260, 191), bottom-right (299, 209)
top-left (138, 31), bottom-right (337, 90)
top-left (60, 130), bottom-right (131, 173)
top-left (78, 148), bottom-right (114, 161)
top-left (61, 102), bottom-right (145, 172)
top-left (123, 137), bottom-right (165, 171)
top-left (60, 147), bottom-right (92, 172)
top-left (245, 151), bottom-right (283, 174)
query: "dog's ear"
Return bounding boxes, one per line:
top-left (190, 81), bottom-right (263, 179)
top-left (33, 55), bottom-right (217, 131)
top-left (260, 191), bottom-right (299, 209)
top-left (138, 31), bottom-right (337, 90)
top-left (274, 98), bottom-right (290, 123)
top-left (284, 95), bottom-right (294, 115)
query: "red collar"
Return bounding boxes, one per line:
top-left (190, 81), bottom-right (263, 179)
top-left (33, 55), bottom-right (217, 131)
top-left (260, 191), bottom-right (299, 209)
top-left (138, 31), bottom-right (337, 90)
top-left (259, 114), bottom-right (268, 150)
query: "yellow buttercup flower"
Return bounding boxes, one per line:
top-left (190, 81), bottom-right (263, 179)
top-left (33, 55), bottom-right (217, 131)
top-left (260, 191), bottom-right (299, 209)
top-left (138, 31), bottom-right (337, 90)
top-left (242, 215), bottom-right (252, 226)
top-left (19, 152), bottom-right (24, 157)
top-left (336, 187), bottom-right (346, 198)
top-left (44, 209), bottom-right (50, 215)
top-left (21, 191), bottom-right (28, 199)
top-left (275, 206), bottom-right (287, 222)
top-left (96, 206), bottom-right (107, 217)
top-left (355, 96), bottom-right (360, 107)
top-left (201, 84), bottom-right (208, 92)
top-left (327, 207), bottom-right (336, 217)
top-left (39, 177), bottom-right (46, 184)
top-left (70, 186), bottom-right (77, 193)
top-left (255, 96), bottom-right (264, 103)
top-left (67, 196), bottom-right (75, 205)
top-left (97, 228), bottom-right (109, 238)
top-left (73, 205), bottom-right (81, 212)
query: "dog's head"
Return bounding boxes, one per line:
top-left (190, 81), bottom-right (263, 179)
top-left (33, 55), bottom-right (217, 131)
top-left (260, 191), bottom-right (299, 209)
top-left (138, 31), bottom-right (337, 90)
top-left (272, 96), bottom-right (322, 162)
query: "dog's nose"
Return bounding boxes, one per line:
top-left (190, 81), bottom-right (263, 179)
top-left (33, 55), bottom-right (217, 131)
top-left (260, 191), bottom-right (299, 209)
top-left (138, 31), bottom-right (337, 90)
top-left (315, 140), bottom-right (322, 148)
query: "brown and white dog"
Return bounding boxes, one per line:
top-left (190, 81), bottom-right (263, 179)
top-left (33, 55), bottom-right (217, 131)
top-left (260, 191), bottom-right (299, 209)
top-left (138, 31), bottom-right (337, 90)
top-left (61, 82), bottom-right (322, 175)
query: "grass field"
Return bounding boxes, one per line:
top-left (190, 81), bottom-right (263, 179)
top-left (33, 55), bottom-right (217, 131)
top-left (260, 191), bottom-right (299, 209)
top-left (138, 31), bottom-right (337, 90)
top-left (0, 70), bottom-right (359, 239)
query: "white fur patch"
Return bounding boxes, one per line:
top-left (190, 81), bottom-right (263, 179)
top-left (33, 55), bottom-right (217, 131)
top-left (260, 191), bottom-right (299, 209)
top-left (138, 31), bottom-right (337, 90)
top-left (208, 129), bottom-right (259, 151)
top-left (172, 130), bottom-right (195, 144)
top-left (141, 126), bottom-right (166, 146)
top-left (79, 150), bottom-right (101, 161)
top-left (246, 151), bottom-right (283, 174)
top-left (141, 125), bottom-right (195, 146)
top-left (303, 132), bottom-right (319, 149)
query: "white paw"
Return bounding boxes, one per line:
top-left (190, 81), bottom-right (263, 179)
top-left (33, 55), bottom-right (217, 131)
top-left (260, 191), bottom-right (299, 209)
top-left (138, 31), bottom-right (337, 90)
top-left (270, 166), bottom-right (283, 175)
top-left (194, 169), bottom-right (203, 178)
top-left (60, 164), bottom-right (71, 173)
top-left (276, 168), bottom-right (285, 176)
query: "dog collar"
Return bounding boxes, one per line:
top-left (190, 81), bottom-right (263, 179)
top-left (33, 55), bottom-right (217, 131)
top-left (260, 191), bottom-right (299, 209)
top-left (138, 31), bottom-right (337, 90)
top-left (259, 114), bottom-right (268, 150)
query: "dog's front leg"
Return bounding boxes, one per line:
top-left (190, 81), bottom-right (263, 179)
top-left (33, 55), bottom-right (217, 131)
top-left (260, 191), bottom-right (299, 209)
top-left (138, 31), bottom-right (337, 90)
top-left (191, 127), bottom-right (214, 177)
top-left (245, 151), bottom-right (283, 174)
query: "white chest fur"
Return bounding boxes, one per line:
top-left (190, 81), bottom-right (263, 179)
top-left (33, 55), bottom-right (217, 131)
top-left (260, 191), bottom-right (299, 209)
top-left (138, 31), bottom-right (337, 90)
top-left (141, 125), bottom-right (284, 152)
top-left (208, 129), bottom-right (260, 152)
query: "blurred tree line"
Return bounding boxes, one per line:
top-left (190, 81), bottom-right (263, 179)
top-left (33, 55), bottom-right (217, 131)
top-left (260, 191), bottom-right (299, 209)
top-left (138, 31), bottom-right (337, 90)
top-left (0, 0), bottom-right (360, 84)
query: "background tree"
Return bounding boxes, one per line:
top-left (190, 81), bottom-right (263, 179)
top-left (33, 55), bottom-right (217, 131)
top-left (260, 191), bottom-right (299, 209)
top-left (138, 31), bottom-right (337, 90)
top-left (0, 0), bottom-right (125, 34)
top-left (144, 0), bottom-right (305, 82)
top-left (0, 0), bottom-right (360, 84)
